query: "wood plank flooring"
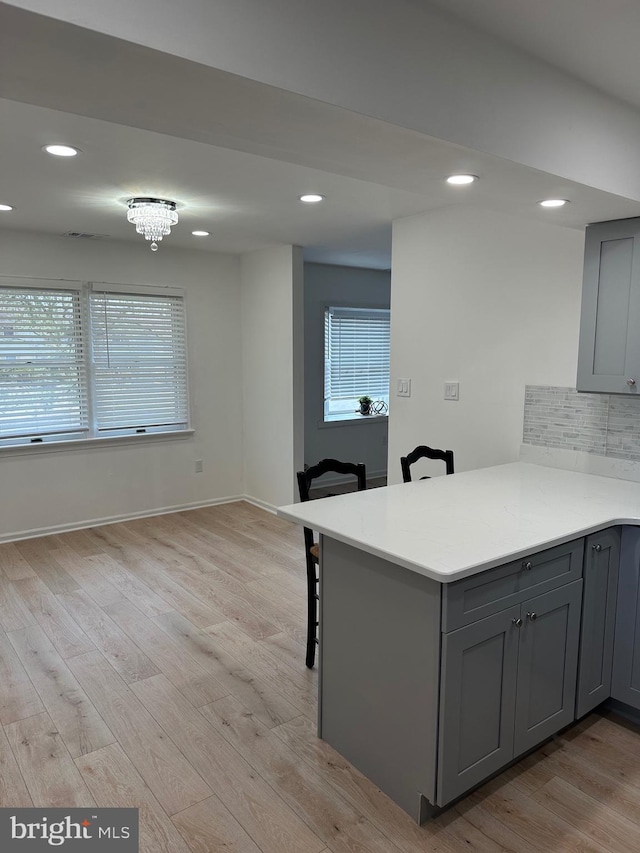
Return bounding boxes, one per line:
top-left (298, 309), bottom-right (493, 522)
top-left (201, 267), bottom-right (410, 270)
top-left (0, 501), bottom-right (639, 852)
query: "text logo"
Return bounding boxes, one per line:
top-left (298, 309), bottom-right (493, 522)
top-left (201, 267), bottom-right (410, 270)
top-left (0, 809), bottom-right (138, 851)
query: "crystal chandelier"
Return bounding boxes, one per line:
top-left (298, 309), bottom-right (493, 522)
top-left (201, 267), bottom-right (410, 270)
top-left (126, 197), bottom-right (178, 252)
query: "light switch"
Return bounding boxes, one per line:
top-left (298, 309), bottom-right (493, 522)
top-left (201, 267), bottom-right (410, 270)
top-left (444, 382), bottom-right (459, 401)
top-left (397, 378), bottom-right (411, 397)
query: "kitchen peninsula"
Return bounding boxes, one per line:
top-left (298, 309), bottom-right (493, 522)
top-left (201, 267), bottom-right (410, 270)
top-left (278, 462), bottom-right (640, 823)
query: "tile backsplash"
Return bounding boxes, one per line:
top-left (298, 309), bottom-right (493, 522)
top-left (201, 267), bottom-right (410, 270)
top-left (523, 385), bottom-right (640, 462)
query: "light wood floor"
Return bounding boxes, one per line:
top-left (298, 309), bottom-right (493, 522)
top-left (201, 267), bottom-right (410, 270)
top-left (1, 501), bottom-right (639, 852)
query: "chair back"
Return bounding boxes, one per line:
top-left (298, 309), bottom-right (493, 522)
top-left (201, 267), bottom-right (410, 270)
top-left (400, 445), bottom-right (454, 483)
top-left (297, 458), bottom-right (367, 556)
top-left (297, 457), bottom-right (367, 502)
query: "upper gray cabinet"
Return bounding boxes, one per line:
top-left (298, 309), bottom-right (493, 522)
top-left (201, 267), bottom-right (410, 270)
top-left (577, 217), bottom-right (640, 394)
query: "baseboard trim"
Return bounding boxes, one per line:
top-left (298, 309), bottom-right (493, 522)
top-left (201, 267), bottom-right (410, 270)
top-left (604, 698), bottom-right (640, 727)
top-left (242, 495), bottom-right (278, 514)
top-left (0, 495), bottom-right (247, 544)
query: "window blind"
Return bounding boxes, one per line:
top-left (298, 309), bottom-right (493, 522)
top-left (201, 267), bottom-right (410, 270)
top-left (324, 306), bottom-right (390, 413)
top-left (90, 290), bottom-right (188, 432)
top-left (0, 287), bottom-right (88, 438)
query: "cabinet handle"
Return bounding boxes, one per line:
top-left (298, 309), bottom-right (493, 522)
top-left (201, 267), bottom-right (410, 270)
top-left (527, 611), bottom-right (537, 621)
top-left (627, 378), bottom-right (637, 387)
top-left (592, 543), bottom-right (602, 552)
top-left (521, 561), bottom-right (533, 571)
top-left (512, 617), bottom-right (522, 627)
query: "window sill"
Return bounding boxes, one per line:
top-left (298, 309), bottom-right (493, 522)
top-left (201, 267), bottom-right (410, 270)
top-left (0, 429), bottom-right (195, 458)
top-left (318, 414), bottom-right (388, 429)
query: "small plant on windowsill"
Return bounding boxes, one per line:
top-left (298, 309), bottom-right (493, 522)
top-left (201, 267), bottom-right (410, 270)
top-left (358, 395), bottom-right (373, 415)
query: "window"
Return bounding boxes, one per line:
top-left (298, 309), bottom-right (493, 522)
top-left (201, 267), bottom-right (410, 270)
top-left (90, 289), bottom-right (188, 434)
top-left (0, 279), bottom-right (189, 446)
top-left (324, 306), bottom-right (390, 421)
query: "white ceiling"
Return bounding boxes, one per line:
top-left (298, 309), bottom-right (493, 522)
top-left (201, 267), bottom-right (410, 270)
top-left (3, 1), bottom-right (640, 268)
top-left (8, 95), bottom-right (640, 269)
top-left (427, 0), bottom-right (640, 113)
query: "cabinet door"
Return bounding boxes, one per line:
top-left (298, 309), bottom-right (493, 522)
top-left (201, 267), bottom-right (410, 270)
top-left (577, 217), bottom-right (640, 394)
top-left (612, 527), bottom-right (640, 710)
top-left (437, 606), bottom-right (520, 806)
top-left (514, 581), bottom-right (582, 756)
top-left (576, 529), bottom-right (620, 717)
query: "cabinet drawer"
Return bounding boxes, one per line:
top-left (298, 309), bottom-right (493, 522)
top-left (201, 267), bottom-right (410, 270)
top-left (442, 539), bottom-right (584, 631)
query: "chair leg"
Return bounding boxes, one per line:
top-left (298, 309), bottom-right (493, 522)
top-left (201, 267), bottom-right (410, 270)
top-left (306, 593), bottom-right (316, 668)
top-left (306, 564), bottom-right (318, 668)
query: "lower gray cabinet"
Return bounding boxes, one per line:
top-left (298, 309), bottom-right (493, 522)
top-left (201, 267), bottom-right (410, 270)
top-left (437, 605), bottom-right (520, 806)
top-left (513, 581), bottom-right (582, 754)
top-left (438, 580), bottom-right (582, 806)
top-left (576, 528), bottom-right (620, 717)
top-left (612, 527), bottom-right (640, 710)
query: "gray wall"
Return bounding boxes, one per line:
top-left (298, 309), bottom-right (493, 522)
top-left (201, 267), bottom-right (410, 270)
top-left (304, 263), bottom-right (390, 478)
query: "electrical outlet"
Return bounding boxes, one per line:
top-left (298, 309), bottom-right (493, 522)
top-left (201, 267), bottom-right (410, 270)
top-left (194, 459), bottom-right (203, 473)
top-left (444, 382), bottom-right (460, 401)
top-left (397, 378), bottom-right (411, 397)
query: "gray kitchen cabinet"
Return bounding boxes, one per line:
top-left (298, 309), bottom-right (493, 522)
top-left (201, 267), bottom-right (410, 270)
top-left (576, 528), bottom-right (620, 717)
top-left (437, 606), bottom-right (520, 805)
top-left (577, 217), bottom-right (640, 394)
top-left (319, 534), bottom-right (591, 821)
top-left (442, 538), bottom-right (584, 631)
top-left (439, 580), bottom-right (582, 806)
top-left (513, 581), bottom-right (582, 754)
top-left (612, 527), bottom-right (640, 709)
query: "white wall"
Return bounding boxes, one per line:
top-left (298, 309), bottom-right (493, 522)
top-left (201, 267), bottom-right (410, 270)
top-left (241, 245), bottom-right (303, 508)
top-left (304, 263), bottom-right (390, 478)
top-left (8, 0), bottom-right (640, 199)
top-left (0, 230), bottom-right (243, 539)
top-left (388, 207), bottom-right (584, 483)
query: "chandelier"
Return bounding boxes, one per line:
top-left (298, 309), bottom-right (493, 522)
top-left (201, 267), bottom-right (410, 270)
top-left (126, 197), bottom-right (178, 251)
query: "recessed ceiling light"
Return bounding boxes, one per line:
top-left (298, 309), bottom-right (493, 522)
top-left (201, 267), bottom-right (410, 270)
top-left (0, 204), bottom-right (14, 211)
top-left (43, 144), bottom-right (80, 157)
top-left (192, 230), bottom-right (210, 237)
top-left (299, 194), bottom-right (324, 203)
top-left (446, 174), bottom-right (477, 185)
top-left (538, 198), bottom-right (568, 208)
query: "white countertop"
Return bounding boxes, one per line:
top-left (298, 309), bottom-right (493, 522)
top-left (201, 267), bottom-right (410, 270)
top-left (277, 462), bottom-right (640, 582)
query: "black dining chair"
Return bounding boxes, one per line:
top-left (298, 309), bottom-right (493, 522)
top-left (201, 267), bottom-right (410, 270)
top-left (400, 445), bottom-right (454, 483)
top-left (296, 458), bottom-right (367, 668)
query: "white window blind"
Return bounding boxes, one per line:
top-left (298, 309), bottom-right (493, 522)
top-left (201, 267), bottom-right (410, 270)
top-left (0, 278), bottom-right (190, 446)
top-left (324, 306), bottom-right (390, 419)
top-left (90, 290), bottom-right (189, 432)
top-left (0, 286), bottom-right (88, 439)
